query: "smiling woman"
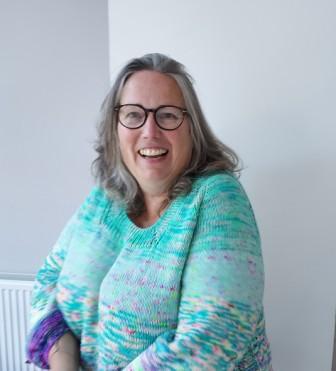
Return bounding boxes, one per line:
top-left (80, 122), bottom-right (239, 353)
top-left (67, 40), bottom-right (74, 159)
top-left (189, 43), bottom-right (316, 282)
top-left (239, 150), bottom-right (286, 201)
top-left (26, 53), bottom-right (272, 370)
top-left (117, 70), bottom-right (193, 219)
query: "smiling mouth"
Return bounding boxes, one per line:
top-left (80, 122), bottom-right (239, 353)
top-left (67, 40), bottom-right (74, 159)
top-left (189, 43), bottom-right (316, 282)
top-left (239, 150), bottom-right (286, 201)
top-left (138, 148), bottom-right (168, 158)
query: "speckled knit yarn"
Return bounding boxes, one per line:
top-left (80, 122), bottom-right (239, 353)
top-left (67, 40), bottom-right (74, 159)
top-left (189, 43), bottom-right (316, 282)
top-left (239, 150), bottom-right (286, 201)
top-left (27, 172), bottom-right (272, 370)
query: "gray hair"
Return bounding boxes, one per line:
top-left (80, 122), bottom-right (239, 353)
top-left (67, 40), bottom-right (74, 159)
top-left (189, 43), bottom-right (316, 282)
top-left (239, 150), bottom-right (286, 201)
top-left (92, 53), bottom-right (240, 215)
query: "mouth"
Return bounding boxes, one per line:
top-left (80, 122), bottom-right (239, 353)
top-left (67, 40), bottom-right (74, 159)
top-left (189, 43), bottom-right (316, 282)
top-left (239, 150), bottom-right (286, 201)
top-left (138, 148), bottom-right (169, 158)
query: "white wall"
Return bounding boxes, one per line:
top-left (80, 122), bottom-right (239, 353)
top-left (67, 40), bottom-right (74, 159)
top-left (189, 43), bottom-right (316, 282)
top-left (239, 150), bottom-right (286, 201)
top-left (108, 1), bottom-right (336, 370)
top-left (0, 1), bottom-right (110, 273)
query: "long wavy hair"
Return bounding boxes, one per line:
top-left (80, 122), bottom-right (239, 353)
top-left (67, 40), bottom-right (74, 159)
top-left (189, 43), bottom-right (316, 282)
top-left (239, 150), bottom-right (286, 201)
top-left (92, 53), bottom-right (240, 215)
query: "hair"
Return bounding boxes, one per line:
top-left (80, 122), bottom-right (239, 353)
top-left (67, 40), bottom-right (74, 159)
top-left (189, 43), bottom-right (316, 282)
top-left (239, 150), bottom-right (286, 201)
top-left (92, 53), bottom-right (240, 215)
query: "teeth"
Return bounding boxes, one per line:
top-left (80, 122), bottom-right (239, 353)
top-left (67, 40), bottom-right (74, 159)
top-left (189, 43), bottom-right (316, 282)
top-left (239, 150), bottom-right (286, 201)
top-left (139, 148), bottom-right (168, 157)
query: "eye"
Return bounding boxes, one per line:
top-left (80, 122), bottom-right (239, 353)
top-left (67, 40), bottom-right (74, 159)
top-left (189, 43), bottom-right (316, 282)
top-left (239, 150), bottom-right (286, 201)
top-left (119, 106), bottom-right (145, 122)
top-left (158, 112), bottom-right (178, 120)
top-left (157, 107), bottom-right (182, 121)
top-left (125, 111), bottom-right (143, 120)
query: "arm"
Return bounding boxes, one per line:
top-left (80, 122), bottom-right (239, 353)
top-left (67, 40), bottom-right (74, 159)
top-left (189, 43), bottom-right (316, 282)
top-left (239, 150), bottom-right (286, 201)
top-left (26, 187), bottom-right (104, 369)
top-left (124, 174), bottom-right (269, 370)
top-left (48, 333), bottom-right (80, 371)
top-left (26, 215), bottom-right (77, 369)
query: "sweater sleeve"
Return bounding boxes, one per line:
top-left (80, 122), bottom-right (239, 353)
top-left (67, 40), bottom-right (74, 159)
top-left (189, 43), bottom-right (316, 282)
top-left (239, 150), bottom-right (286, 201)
top-left (124, 174), bottom-right (269, 371)
top-left (26, 187), bottom-right (103, 369)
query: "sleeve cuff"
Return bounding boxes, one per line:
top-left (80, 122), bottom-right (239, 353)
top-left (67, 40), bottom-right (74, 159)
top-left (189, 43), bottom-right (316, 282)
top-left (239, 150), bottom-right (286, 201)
top-left (26, 309), bottom-right (70, 369)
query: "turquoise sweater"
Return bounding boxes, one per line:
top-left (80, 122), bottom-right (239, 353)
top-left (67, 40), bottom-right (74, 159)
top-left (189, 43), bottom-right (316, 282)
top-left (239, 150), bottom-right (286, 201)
top-left (27, 172), bottom-right (272, 370)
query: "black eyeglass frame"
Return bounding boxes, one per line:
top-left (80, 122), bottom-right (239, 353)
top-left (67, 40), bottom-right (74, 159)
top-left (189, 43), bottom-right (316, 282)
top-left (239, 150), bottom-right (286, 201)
top-left (114, 104), bottom-right (188, 131)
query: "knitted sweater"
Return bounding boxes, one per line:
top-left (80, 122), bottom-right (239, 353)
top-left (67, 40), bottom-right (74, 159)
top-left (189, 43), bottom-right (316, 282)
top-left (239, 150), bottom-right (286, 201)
top-left (27, 172), bottom-right (272, 370)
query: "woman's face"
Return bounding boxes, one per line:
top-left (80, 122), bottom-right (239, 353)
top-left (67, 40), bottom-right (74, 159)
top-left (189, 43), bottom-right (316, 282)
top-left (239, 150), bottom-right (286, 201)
top-left (117, 70), bottom-right (193, 196)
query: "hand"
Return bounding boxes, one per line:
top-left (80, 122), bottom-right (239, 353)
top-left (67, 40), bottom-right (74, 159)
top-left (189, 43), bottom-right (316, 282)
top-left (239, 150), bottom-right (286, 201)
top-left (48, 332), bottom-right (80, 371)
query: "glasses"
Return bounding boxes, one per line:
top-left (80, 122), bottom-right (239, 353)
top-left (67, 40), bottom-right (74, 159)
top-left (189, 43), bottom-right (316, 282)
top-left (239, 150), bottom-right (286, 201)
top-left (114, 104), bottom-right (188, 130)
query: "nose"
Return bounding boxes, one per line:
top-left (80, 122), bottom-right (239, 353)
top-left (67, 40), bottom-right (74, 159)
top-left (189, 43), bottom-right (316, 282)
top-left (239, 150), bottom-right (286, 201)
top-left (141, 112), bottom-right (161, 138)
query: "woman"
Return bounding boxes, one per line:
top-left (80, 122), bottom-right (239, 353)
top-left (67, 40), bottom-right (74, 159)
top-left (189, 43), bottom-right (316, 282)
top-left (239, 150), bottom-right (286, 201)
top-left (26, 53), bottom-right (272, 370)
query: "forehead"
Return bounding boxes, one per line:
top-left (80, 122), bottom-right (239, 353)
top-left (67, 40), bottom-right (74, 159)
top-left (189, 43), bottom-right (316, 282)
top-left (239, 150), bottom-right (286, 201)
top-left (120, 70), bottom-right (184, 105)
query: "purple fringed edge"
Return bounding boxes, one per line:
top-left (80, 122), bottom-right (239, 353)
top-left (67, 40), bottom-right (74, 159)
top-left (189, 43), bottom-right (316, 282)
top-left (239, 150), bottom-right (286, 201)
top-left (26, 308), bottom-right (70, 369)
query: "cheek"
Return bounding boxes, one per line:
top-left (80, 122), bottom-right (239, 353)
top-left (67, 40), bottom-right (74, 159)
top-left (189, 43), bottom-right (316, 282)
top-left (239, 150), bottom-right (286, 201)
top-left (183, 133), bottom-right (193, 165)
top-left (182, 124), bottom-right (193, 149)
top-left (172, 130), bottom-right (193, 163)
top-left (185, 139), bottom-right (193, 164)
top-left (118, 127), bottom-right (135, 153)
top-left (117, 132), bottom-right (135, 168)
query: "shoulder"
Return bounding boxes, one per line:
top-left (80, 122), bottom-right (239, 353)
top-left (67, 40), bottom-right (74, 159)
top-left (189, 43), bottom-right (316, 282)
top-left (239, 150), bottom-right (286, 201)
top-left (192, 172), bottom-right (258, 226)
top-left (193, 171), bottom-right (246, 201)
top-left (188, 173), bottom-right (261, 263)
top-left (76, 185), bottom-right (115, 223)
top-left (79, 186), bottom-right (109, 209)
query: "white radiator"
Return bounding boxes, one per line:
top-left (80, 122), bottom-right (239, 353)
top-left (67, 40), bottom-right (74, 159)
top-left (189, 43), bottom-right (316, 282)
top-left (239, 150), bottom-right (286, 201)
top-left (0, 277), bottom-right (41, 371)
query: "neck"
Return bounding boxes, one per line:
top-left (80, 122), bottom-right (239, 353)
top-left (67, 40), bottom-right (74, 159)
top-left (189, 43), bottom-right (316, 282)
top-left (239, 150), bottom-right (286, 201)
top-left (132, 192), bottom-right (168, 228)
top-left (144, 192), bottom-right (168, 216)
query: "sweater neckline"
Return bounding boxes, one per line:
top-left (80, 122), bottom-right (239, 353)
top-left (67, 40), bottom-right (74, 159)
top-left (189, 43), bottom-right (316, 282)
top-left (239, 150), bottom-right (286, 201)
top-left (121, 196), bottom-right (180, 234)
